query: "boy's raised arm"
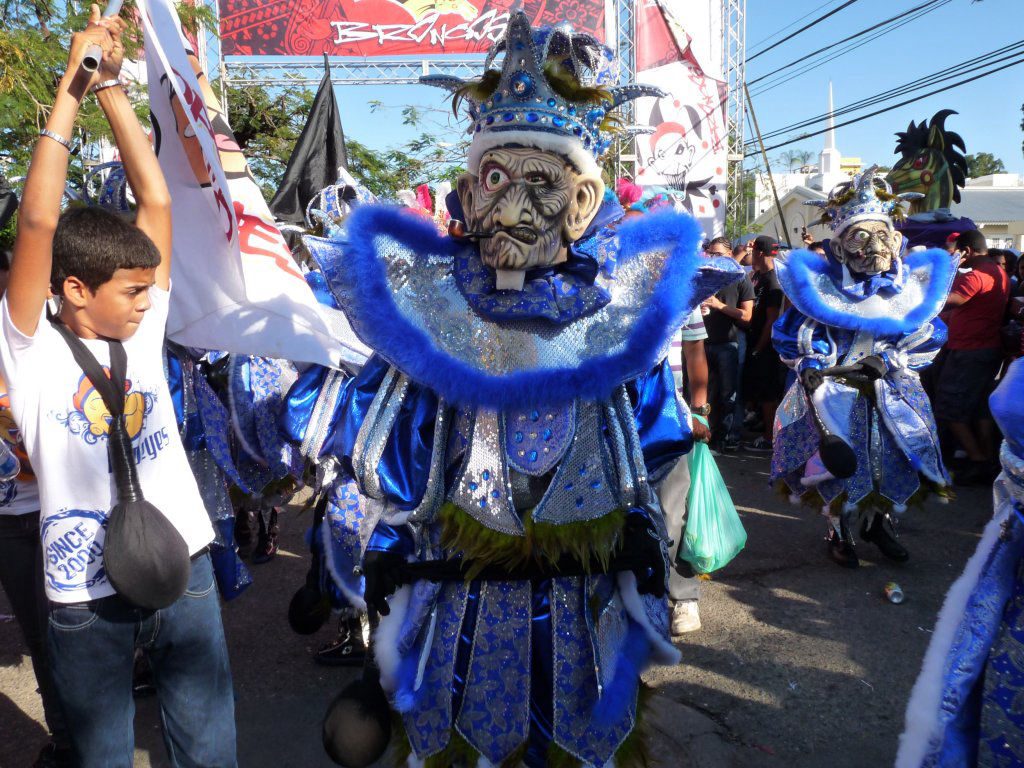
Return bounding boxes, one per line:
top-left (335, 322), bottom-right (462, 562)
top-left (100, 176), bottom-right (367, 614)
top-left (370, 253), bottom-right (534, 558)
top-left (8, 6), bottom-right (113, 336)
top-left (94, 13), bottom-right (172, 289)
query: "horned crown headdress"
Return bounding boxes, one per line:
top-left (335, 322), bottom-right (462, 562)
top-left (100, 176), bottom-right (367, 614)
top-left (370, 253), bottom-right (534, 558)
top-left (805, 165), bottom-right (923, 237)
top-left (421, 10), bottom-right (663, 177)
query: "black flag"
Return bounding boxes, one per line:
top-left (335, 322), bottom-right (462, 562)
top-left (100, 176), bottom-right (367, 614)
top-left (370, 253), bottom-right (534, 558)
top-left (269, 56), bottom-right (348, 225)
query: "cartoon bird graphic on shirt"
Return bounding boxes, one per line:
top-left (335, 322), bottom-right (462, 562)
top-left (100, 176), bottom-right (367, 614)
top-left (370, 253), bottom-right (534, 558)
top-left (71, 370), bottom-right (147, 441)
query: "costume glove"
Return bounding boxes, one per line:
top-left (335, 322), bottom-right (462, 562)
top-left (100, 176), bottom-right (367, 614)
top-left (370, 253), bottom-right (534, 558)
top-left (362, 550), bottom-right (406, 616)
top-left (857, 355), bottom-right (888, 381)
top-left (619, 514), bottom-right (667, 598)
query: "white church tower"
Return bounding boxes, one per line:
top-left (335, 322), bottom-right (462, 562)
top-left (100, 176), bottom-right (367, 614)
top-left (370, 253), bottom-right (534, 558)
top-left (809, 82), bottom-right (847, 193)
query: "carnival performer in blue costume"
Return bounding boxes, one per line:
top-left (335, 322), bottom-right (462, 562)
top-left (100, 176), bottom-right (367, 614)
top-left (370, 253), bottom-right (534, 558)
top-left (771, 167), bottom-right (954, 568)
top-left (896, 359), bottom-right (1024, 767)
top-left (284, 11), bottom-right (744, 768)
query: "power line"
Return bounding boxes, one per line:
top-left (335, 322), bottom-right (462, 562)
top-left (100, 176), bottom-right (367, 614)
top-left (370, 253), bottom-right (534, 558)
top-left (747, 0), bottom-right (862, 62)
top-left (750, 0), bottom-right (953, 97)
top-left (744, 53), bottom-right (1024, 157)
top-left (748, 0), bottom-right (848, 50)
top-left (748, 0), bottom-right (943, 86)
top-left (751, 39), bottom-right (1024, 144)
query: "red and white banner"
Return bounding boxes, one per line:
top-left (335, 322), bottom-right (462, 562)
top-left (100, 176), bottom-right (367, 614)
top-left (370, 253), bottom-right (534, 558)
top-left (218, 0), bottom-right (606, 57)
top-left (634, 0), bottom-right (727, 237)
top-left (140, 0), bottom-right (369, 368)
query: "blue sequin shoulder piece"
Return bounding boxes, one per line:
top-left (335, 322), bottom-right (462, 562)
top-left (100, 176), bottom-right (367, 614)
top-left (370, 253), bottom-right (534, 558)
top-left (305, 205), bottom-right (740, 409)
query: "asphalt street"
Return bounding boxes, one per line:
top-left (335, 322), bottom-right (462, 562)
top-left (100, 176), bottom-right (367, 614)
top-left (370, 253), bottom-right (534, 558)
top-left (0, 449), bottom-right (993, 767)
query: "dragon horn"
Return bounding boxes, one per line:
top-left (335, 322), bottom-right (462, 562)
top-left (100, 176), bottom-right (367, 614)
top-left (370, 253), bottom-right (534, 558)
top-left (419, 75), bottom-right (468, 93)
top-left (609, 84), bottom-right (667, 108)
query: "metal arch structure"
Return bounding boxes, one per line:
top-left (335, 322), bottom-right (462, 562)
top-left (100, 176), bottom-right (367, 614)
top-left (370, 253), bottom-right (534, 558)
top-left (217, 0), bottom-right (745, 203)
top-left (221, 57), bottom-right (486, 87)
top-left (723, 0), bottom-right (747, 235)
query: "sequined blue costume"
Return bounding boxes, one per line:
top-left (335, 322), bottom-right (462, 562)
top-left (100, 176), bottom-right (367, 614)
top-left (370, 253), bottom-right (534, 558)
top-left (897, 360), bottom-right (1024, 767)
top-left (771, 239), bottom-right (953, 514)
top-left (286, 197), bottom-right (742, 767)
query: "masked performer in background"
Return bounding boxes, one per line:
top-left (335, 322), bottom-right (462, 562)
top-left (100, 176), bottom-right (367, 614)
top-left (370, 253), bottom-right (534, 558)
top-left (771, 167), bottom-right (954, 569)
top-left (896, 359), bottom-right (1024, 767)
top-left (289, 12), bottom-right (743, 767)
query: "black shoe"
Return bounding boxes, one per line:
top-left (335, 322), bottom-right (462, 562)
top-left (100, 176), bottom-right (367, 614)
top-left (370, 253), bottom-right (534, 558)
top-left (861, 513), bottom-right (909, 562)
top-left (251, 507), bottom-right (280, 565)
top-left (826, 524), bottom-right (859, 568)
top-left (315, 617), bottom-right (367, 667)
top-left (234, 507), bottom-right (255, 560)
top-left (34, 743), bottom-right (74, 768)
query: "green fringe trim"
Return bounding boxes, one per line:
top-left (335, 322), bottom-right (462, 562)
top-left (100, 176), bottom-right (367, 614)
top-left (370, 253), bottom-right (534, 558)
top-left (776, 477), bottom-right (955, 515)
top-left (439, 502), bottom-right (626, 581)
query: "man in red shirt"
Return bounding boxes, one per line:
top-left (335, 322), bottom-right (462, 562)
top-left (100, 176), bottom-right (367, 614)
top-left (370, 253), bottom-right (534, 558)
top-left (934, 230), bottom-right (1010, 484)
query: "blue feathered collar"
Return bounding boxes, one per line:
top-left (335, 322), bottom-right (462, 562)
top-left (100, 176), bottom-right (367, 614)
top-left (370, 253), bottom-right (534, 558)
top-left (304, 205), bottom-right (743, 409)
top-left (775, 247), bottom-right (955, 336)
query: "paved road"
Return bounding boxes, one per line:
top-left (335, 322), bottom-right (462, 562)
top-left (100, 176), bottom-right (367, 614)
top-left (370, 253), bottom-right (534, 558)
top-left (0, 450), bottom-right (992, 767)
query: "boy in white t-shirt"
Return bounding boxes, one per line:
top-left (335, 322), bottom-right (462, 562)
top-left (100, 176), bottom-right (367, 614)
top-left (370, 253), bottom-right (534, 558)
top-left (0, 9), bottom-right (235, 766)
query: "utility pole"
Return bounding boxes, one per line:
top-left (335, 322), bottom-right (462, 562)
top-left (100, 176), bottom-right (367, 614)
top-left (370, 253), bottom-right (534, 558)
top-left (744, 83), bottom-right (790, 242)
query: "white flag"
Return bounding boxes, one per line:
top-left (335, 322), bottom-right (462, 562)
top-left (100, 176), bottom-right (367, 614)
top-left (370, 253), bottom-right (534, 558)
top-left (139, 0), bottom-right (369, 368)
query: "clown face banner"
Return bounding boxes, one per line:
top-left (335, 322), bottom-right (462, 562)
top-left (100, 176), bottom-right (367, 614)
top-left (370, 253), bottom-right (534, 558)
top-left (633, 0), bottom-right (727, 238)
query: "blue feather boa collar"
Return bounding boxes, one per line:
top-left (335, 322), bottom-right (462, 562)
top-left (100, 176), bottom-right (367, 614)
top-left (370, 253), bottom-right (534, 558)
top-left (776, 247), bottom-right (955, 336)
top-left (305, 205), bottom-right (741, 409)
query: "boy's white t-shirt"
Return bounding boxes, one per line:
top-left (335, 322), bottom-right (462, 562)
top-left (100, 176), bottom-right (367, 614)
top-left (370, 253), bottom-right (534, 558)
top-left (0, 287), bottom-right (214, 603)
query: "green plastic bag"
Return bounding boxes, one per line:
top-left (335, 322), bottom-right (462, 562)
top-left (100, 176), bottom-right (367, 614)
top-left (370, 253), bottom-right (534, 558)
top-left (678, 419), bottom-right (747, 573)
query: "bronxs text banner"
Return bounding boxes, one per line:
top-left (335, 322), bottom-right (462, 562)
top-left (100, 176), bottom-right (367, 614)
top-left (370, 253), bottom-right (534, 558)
top-left (218, 0), bottom-right (605, 57)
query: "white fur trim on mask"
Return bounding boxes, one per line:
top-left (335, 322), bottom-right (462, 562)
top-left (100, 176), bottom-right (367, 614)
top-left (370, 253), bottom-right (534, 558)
top-left (616, 571), bottom-right (682, 666)
top-left (833, 213), bottom-right (894, 239)
top-left (468, 130), bottom-right (601, 177)
top-left (373, 584), bottom-right (412, 693)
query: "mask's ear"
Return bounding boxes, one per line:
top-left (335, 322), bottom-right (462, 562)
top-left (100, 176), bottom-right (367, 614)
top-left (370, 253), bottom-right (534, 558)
top-left (889, 227), bottom-right (903, 256)
top-left (456, 172), bottom-right (477, 225)
top-left (563, 174), bottom-right (605, 243)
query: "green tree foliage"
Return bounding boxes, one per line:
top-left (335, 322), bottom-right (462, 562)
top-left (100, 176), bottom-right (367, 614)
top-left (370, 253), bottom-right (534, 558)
top-left (0, 0), bottom-right (211, 178)
top-left (965, 152), bottom-right (1006, 179)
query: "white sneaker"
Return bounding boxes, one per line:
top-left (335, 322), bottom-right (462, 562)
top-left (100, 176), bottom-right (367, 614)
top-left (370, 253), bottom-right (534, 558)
top-left (671, 599), bottom-right (701, 635)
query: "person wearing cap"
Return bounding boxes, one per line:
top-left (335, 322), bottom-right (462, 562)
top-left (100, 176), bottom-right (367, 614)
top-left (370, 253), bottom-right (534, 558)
top-left (289, 12), bottom-right (746, 766)
top-left (771, 167), bottom-right (953, 569)
top-left (745, 236), bottom-right (786, 452)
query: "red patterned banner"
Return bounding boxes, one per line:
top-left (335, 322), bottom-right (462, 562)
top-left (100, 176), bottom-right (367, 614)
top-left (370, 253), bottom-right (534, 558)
top-left (218, 0), bottom-right (605, 57)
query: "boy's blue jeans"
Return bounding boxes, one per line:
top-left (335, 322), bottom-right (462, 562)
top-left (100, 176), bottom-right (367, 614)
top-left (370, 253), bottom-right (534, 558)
top-left (46, 553), bottom-right (237, 768)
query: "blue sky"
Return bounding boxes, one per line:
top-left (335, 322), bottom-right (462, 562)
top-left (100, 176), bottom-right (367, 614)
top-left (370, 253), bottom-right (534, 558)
top-left (269, 0), bottom-right (1024, 174)
top-left (743, 0), bottom-right (1024, 174)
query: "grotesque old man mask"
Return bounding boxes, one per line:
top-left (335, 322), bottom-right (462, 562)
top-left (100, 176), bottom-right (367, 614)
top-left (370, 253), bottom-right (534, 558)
top-left (833, 220), bottom-right (903, 276)
top-left (458, 147), bottom-right (605, 284)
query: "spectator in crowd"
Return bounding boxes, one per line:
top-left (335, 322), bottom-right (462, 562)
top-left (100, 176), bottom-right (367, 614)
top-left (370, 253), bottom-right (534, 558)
top-left (808, 241), bottom-right (826, 256)
top-left (945, 231), bottom-right (961, 259)
top-left (733, 240), bottom-right (752, 267)
top-left (702, 236), bottom-right (754, 452)
top-left (666, 307), bottom-right (711, 635)
top-left (0, 249), bottom-right (72, 767)
top-left (934, 230), bottom-right (1010, 485)
top-left (0, 14), bottom-right (236, 764)
top-left (744, 236), bottom-right (786, 452)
